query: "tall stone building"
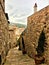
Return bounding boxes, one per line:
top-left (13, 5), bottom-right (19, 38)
top-left (25, 5), bottom-right (49, 65)
top-left (0, 0), bottom-right (9, 64)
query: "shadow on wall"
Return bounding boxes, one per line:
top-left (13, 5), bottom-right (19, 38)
top-left (22, 37), bottom-right (26, 54)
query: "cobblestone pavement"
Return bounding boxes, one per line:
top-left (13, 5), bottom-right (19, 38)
top-left (4, 47), bottom-right (35, 65)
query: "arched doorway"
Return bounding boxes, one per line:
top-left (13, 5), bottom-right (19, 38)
top-left (36, 30), bottom-right (46, 56)
top-left (35, 31), bottom-right (46, 64)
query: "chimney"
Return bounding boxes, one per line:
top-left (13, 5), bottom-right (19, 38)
top-left (34, 3), bottom-right (37, 13)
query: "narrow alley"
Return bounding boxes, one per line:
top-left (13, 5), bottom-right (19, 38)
top-left (4, 47), bottom-right (35, 65)
top-left (0, 0), bottom-right (49, 65)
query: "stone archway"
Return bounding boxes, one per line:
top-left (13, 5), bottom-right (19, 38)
top-left (35, 30), bottom-right (47, 64)
top-left (36, 30), bottom-right (46, 56)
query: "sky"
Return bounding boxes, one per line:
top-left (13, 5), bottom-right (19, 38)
top-left (5, 0), bottom-right (49, 25)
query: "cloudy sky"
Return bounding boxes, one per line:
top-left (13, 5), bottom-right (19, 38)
top-left (5, 0), bottom-right (49, 25)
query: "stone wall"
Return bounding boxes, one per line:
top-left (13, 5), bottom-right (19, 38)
top-left (25, 5), bottom-right (49, 65)
top-left (0, 4), bottom-right (9, 64)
